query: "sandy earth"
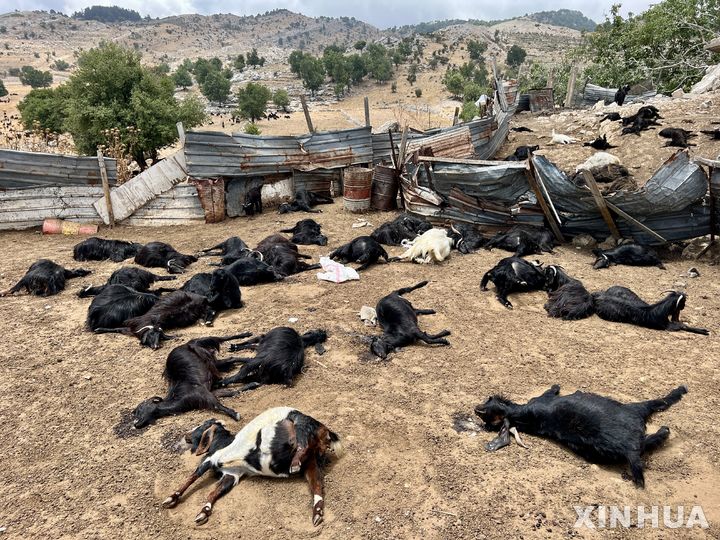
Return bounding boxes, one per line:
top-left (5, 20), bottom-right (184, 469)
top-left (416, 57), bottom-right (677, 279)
top-left (0, 201), bottom-right (718, 539)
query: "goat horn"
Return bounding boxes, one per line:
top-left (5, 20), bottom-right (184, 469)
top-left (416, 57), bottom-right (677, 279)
top-left (450, 224), bottom-right (460, 234)
top-left (509, 427), bottom-right (529, 449)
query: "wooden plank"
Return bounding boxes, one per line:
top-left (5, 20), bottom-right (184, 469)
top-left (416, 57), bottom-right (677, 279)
top-left (176, 122), bottom-right (186, 146)
top-left (300, 96), bottom-right (314, 133)
top-left (97, 150), bottom-right (115, 228)
top-left (580, 169), bottom-right (621, 239)
top-left (525, 162), bottom-right (564, 242)
top-left (364, 97), bottom-right (370, 127)
top-left (452, 107), bottom-right (459, 126)
top-left (564, 66), bottom-right (578, 108)
top-left (605, 201), bottom-right (667, 243)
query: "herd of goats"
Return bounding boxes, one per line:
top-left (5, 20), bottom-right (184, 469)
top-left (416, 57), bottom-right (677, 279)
top-left (0, 188), bottom-right (709, 527)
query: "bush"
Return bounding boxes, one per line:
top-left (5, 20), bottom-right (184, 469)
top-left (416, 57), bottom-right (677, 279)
top-left (244, 122), bottom-right (261, 135)
top-left (52, 59), bottom-right (70, 71)
top-left (506, 45), bottom-right (527, 68)
top-left (172, 65), bottom-right (192, 89)
top-left (0, 79), bottom-right (7, 98)
top-left (391, 81), bottom-right (397, 93)
top-left (17, 86), bottom-right (69, 132)
top-left (201, 70), bottom-right (231, 103)
top-left (272, 89), bottom-right (290, 111)
top-left (415, 88), bottom-right (422, 98)
top-left (460, 101), bottom-right (478, 122)
top-left (19, 66), bottom-right (53, 88)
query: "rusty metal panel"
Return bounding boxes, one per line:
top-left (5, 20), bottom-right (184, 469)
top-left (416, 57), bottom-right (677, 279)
top-left (293, 168), bottom-right (341, 197)
top-left (0, 149), bottom-right (117, 189)
top-left (528, 88), bottom-right (555, 113)
top-left (405, 126), bottom-right (474, 159)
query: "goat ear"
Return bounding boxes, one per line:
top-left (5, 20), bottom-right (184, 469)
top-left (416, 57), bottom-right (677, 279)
top-left (195, 425), bottom-right (217, 456)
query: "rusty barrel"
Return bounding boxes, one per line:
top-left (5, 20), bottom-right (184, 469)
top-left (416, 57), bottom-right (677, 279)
top-left (343, 167), bottom-right (373, 213)
top-left (371, 165), bottom-right (399, 210)
top-left (42, 218), bottom-right (98, 235)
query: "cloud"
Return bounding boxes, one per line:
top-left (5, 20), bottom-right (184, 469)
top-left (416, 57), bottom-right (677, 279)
top-left (3, 0), bottom-right (654, 28)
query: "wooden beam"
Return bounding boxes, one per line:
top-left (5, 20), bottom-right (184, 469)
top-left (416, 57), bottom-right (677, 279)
top-left (709, 166), bottom-right (717, 243)
top-left (300, 96), bottom-right (314, 133)
top-left (97, 150), bottom-right (115, 228)
top-left (581, 169), bottom-right (621, 240)
top-left (547, 68), bottom-right (554, 89)
top-left (452, 107), bottom-right (460, 126)
top-left (388, 129), bottom-right (398, 169)
top-left (564, 66), bottom-right (578, 108)
top-left (176, 122), bottom-right (186, 146)
top-left (525, 163), bottom-right (564, 242)
top-left (363, 97), bottom-right (370, 127)
top-left (605, 201), bottom-right (667, 243)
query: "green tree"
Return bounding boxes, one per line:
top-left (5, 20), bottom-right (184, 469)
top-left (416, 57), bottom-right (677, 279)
top-left (354, 40), bottom-right (366, 51)
top-left (56, 42), bottom-right (205, 163)
top-left (153, 62), bottom-right (171, 75)
top-left (236, 82), bottom-right (271, 122)
top-left (288, 50), bottom-right (307, 75)
top-left (192, 58), bottom-right (214, 86)
top-left (201, 69), bottom-right (231, 103)
top-left (460, 101), bottom-right (478, 122)
top-left (506, 45), bottom-right (527, 67)
top-left (364, 44), bottom-right (392, 83)
top-left (272, 89), bottom-right (290, 112)
top-left (443, 71), bottom-right (465, 98)
top-left (414, 88), bottom-right (422, 98)
top-left (407, 63), bottom-right (418, 85)
top-left (298, 55), bottom-right (325, 94)
top-left (233, 54), bottom-right (245, 72)
top-left (19, 66), bottom-right (53, 88)
top-left (462, 82), bottom-right (484, 102)
top-left (466, 39), bottom-right (487, 61)
top-left (172, 65), bottom-right (193, 89)
top-left (247, 48), bottom-right (265, 67)
top-left (244, 122), bottom-right (261, 135)
top-left (0, 79), bottom-right (7, 98)
top-left (17, 86), bottom-right (69, 132)
top-left (52, 59), bottom-right (70, 71)
top-left (347, 54), bottom-right (367, 84)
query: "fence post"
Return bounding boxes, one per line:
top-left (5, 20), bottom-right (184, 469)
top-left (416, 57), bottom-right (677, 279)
top-left (97, 150), bottom-right (115, 228)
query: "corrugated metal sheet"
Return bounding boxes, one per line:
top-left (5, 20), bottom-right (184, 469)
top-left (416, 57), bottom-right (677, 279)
top-left (419, 161), bottom-right (530, 201)
top-left (184, 127), bottom-right (373, 179)
top-left (0, 149), bottom-right (117, 189)
top-left (293, 168), bottom-right (341, 197)
top-left (94, 150), bottom-right (187, 224)
top-left (405, 126), bottom-right (475, 158)
top-left (582, 84), bottom-right (656, 106)
top-left (0, 185), bottom-right (104, 230)
top-left (372, 130), bottom-right (425, 165)
top-left (121, 184), bottom-right (205, 226)
top-left (528, 88), bottom-right (554, 112)
top-left (516, 94), bottom-right (531, 112)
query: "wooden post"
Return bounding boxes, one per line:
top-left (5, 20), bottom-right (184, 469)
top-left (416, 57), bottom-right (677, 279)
top-left (709, 166), bottom-right (717, 243)
top-left (605, 201), bottom-right (667, 243)
top-left (300, 96), bottom-right (314, 133)
top-left (581, 169), bottom-right (621, 240)
top-left (452, 107), bottom-right (460, 126)
top-left (564, 66), bottom-right (578, 108)
top-left (396, 125), bottom-right (409, 171)
top-left (547, 68), bottom-right (555, 89)
top-left (363, 97), bottom-right (370, 127)
top-left (525, 162), bottom-right (564, 242)
top-left (97, 150), bottom-right (115, 228)
top-left (388, 129), bottom-right (397, 169)
top-left (176, 122), bottom-right (186, 146)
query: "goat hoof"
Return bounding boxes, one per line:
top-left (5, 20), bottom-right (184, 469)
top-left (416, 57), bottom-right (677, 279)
top-left (313, 513), bottom-right (324, 527)
top-left (289, 464), bottom-right (300, 474)
top-left (162, 495), bottom-right (179, 509)
top-left (195, 506), bottom-right (211, 525)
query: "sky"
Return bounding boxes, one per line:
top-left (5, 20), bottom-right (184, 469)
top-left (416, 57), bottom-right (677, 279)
top-left (3, 0), bottom-right (654, 28)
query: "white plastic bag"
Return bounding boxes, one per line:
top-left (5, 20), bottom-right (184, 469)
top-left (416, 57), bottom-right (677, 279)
top-left (316, 256), bottom-right (360, 283)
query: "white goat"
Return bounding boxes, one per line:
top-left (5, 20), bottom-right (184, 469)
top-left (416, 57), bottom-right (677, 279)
top-left (551, 129), bottom-right (577, 145)
top-left (575, 152), bottom-right (621, 173)
top-left (399, 228), bottom-right (453, 264)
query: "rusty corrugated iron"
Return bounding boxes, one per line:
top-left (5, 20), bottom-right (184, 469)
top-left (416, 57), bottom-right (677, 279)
top-left (0, 149), bottom-right (117, 189)
top-left (528, 88), bottom-right (554, 112)
top-left (405, 126), bottom-right (474, 159)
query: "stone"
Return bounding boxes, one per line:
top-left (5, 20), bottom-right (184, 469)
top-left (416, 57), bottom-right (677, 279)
top-left (572, 233), bottom-right (597, 249)
top-left (598, 235), bottom-right (618, 250)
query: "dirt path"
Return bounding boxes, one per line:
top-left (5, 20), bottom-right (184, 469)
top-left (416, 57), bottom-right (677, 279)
top-left (0, 204), bottom-right (718, 539)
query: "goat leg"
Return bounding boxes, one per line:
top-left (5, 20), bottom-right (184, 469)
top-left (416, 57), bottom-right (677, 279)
top-left (667, 322), bottom-right (709, 335)
top-left (304, 458), bottom-right (326, 526)
top-left (162, 459), bottom-right (214, 509)
top-left (485, 418), bottom-right (512, 452)
top-left (194, 473), bottom-right (239, 525)
top-left (414, 308), bottom-right (436, 315)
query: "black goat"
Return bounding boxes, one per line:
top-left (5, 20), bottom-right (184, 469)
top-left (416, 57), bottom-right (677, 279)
top-left (446, 223), bottom-right (487, 254)
top-left (133, 333), bottom-right (253, 428)
top-left (224, 257), bottom-right (285, 285)
top-left (94, 290), bottom-right (213, 349)
top-left (370, 281), bottom-right (450, 359)
top-left (280, 219), bottom-right (328, 246)
top-left (256, 234), bottom-right (319, 276)
top-left (614, 84), bottom-right (631, 106)
top-left (198, 237), bottom-right (249, 258)
top-left (278, 189), bottom-right (334, 214)
top-left (621, 115), bottom-right (660, 136)
top-left (622, 105), bottom-right (662, 125)
top-left (73, 237), bottom-right (143, 262)
top-left (543, 265), bottom-right (596, 320)
top-left (243, 185), bottom-right (263, 216)
top-left (600, 112), bottom-right (622, 123)
top-left (181, 268), bottom-right (243, 325)
top-left (480, 257), bottom-right (547, 309)
top-left (476, 384), bottom-right (688, 487)
top-left (504, 145), bottom-right (539, 161)
top-left (510, 126), bottom-right (534, 133)
top-left (77, 267), bottom-right (176, 298)
top-left (659, 127), bottom-right (696, 148)
top-left (86, 284), bottom-right (160, 331)
top-left (329, 236), bottom-right (390, 271)
top-left (484, 225), bottom-right (555, 257)
top-left (593, 287), bottom-right (708, 334)
top-left (1, 260), bottom-right (90, 297)
top-left (592, 244), bottom-right (665, 269)
top-left (700, 128), bottom-right (720, 139)
top-left (371, 214), bottom-right (432, 246)
top-left (583, 135), bottom-right (617, 150)
top-left (160, 407), bottom-right (342, 526)
top-left (217, 327), bottom-right (327, 391)
top-left (135, 242), bottom-right (198, 274)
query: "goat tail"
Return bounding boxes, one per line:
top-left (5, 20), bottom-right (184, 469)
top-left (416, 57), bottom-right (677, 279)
top-left (301, 329), bottom-right (328, 348)
top-left (394, 281), bottom-right (429, 296)
top-left (279, 226), bottom-right (295, 233)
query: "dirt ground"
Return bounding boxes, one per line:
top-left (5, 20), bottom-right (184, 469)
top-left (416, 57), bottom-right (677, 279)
top-left (0, 202), bottom-right (718, 539)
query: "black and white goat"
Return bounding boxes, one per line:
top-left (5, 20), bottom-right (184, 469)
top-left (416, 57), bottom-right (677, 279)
top-left (446, 223), bottom-right (487, 254)
top-left (480, 257), bottom-right (548, 309)
top-left (77, 267), bottom-right (176, 298)
top-left (485, 225), bottom-right (556, 257)
top-left (86, 284), bottom-right (160, 331)
top-left (160, 408), bottom-right (342, 526)
top-left (329, 236), bottom-right (390, 271)
top-left (476, 384), bottom-right (688, 487)
top-left (94, 290), bottom-right (213, 349)
top-left (592, 244), bottom-right (665, 269)
top-left (73, 237), bottom-right (143, 262)
top-left (370, 215), bottom-right (432, 246)
top-left (593, 287), bottom-right (708, 334)
top-left (217, 327), bottom-right (327, 391)
top-left (280, 219), bottom-right (328, 246)
top-left (370, 281), bottom-right (450, 359)
top-left (1, 259), bottom-right (90, 297)
top-left (133, 333), bottom-right (252, 428)
top-left (181, 268), bottom-right (243, 325)
top-left (135, 242), bottom-right (198, 274)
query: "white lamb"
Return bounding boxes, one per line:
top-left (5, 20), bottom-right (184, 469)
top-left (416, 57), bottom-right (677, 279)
top-left (399, 228), bottom-right (453, 264)
top-left (551, 129), bottom-right (577, 145)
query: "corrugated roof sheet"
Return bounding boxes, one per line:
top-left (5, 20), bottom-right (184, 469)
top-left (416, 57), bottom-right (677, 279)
top-left (582, 83), bottom-right (656, 106)
top-left (184, 126), bottom-right (373, 179)
top-left (0, 149), bottom-right (117, 189)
